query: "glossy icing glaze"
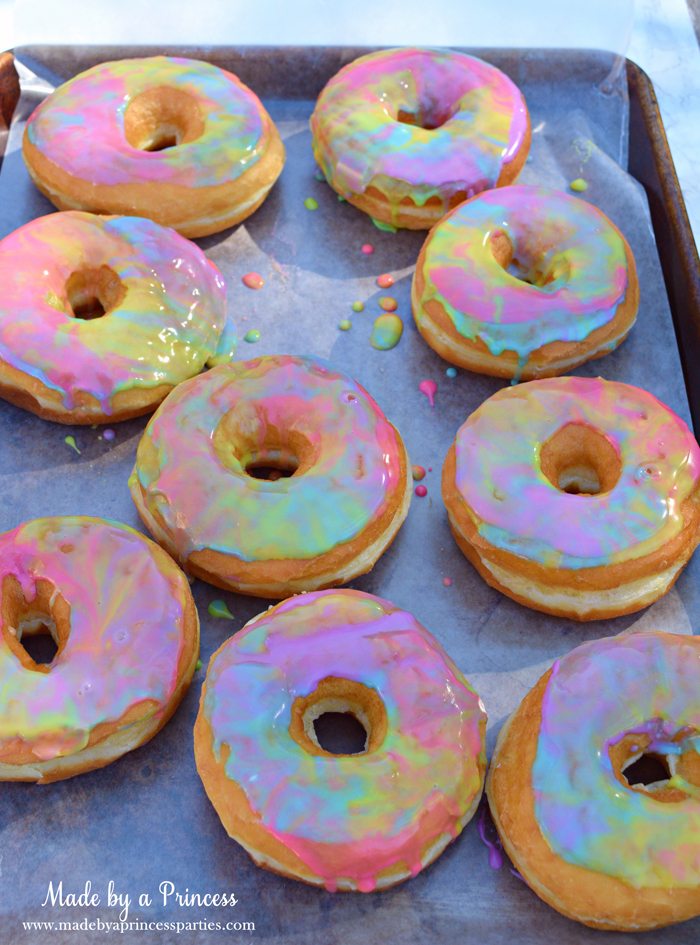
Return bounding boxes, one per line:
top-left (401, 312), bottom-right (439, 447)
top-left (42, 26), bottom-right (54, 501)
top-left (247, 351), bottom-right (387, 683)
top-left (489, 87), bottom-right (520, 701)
top-left (311, 48), bottom-right (528, 215)
top-left (0, 516), bottom-right (189, 761)
top-left (452, 377), bottom-right (700, 568)
top-left (532, 632), bottom-right (700, 888)
top-left (0, 212), bottom-right (228, 412)
top-left (130, 355), bottom-right (405, 561)
top-left (416, 186), bottom-right (632, 366)
top-left (200, 589), bottom-right (487, 891)
top-left (26, 56), bottom-right (266, 188)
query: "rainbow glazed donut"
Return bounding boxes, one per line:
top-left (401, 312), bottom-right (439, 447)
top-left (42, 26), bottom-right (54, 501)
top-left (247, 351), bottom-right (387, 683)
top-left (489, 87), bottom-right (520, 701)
top-left (488, 631), bottom-right (700, 930)
top-left (0, 211), bottom-right (230, 424)
top-left (412, 185), bottom-right (639, 379)
top-left (129, 355), bottom-right (411, 597)
top-left (23, 56), bottom-right (285, 238)
top-left (195, 589), bottom-right (487, 891)
top-left (442, 377), bottom-right (700, 620)
top-left (0, 516), bottom-right (199, 783)
top-left (310, 47), bottom-right (530, 229)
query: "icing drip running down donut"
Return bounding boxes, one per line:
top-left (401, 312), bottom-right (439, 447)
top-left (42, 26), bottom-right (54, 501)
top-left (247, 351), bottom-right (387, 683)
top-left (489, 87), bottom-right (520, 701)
top-left (0, 516), bottom-right (198, 783)
top-left (442, 376), bottom-right (700, 620)
top-left (130, 355), bottom-right (411, 597)
top-left (412, 185), bottom-right (639, 379)
top-left (311, 47), bottom-right (530, 229)
top-left (195, 589), bottom-right (487, 891)
top-left (0, 211), bottom-right (229, 423)
top-left (23, 56), bottom-right (285, 237)
top-left (488, 631), bottom-right (700, 930)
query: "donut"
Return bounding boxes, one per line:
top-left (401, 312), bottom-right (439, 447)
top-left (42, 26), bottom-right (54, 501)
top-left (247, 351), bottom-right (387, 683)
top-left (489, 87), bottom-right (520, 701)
top-left (310, 47), bottom-right (530, 230)
top-left (0, 515), bottom-right (199, 783)
top-left (442, 376), bottom-right (700, 620)
top-left (129, 355), bottom-right (411, 597)
top-left (412, 185), bottom-right (639, 379)
top-left (0, 211), bottom-right (230, 424)
top-left (487, 630), bottom-right (700, 930)
top-left (23, 56), bottom-right (285, 238)
top-left (194, 589), bottom-right (487, 891)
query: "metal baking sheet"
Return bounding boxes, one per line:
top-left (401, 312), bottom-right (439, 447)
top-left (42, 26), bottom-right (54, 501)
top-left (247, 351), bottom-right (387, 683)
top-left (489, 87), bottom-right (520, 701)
top-left (1, 45), bottom-right (699, 944)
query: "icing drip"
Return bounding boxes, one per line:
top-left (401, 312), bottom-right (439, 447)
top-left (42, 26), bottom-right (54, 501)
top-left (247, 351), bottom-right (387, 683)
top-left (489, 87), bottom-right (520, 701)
top-left (453, 377), bottom-right (700, 568)
top-left (416, 186), bottom-right (631, 366)
top-left (0, 212), bottom-right (227, 411)
top-left (202, 590), bottom-right (486, 891)
top-left (311, 48), bottom-right (528, 216)
top-left (533, 632), bottom-right (700, 888)
top-left (131, 355), bottom-right (405, 561)
top-left (26, 56), bottom-right (266, 188)
top-left (0, 517), bottom-right (187, 760)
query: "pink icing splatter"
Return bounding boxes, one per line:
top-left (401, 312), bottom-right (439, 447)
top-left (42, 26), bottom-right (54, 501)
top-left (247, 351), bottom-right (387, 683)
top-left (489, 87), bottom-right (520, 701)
top-left (419, 379), bottom-right (437, 407)
top-left (361, 244), bottom-right (374, 255)
top-left (442, 577), bottom-right (453, 587)
top-left (415, 485), bottom-right (428, 498)
top-left (376, 273), bottom-right (394, 288)
top-left (242, 272), bottom-right (264, 290)
top-left (379, 296), bottom-right (398, 312)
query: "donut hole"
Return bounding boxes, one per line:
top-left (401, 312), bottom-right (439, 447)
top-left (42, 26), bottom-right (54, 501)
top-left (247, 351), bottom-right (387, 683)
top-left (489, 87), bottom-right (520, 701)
top-left (16, 618), bottom-right (59, 665)
top-left (396, 104), bottom-right (456, 131)
top-left (243, 449), bottom-right (300, 482)
top-left (1, 576), bottom-right (69, 673)
top-left (213, 412), bottom-right (318, 486)
top-left (124, 87), bottom-right (205, 152)
top-left (540, 423), bottom-right (621, 496)
top-left (312, 711), bottom-right (369, 755)
top-left (290, 677), bottom-right (388, 758)
top-left (489, 229), bottom-right (571, 291)
top-left (622, 752), bottom-right (671, 788)
top-left (66, 266), bottom-right (125, 320)
top-left (609, 729), bottom-right (700, 803)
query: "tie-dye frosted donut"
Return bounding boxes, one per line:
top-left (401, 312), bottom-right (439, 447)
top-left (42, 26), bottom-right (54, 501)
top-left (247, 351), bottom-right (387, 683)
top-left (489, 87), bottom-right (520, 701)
top-left (442, 376), bottom-right (700, 620)
top-left (195, 589), bottom-right (487, 891)
top-left (311, 47), bottom-right (530, 229)
top-left (412, 185), bottom-right (639, 379)
top-left (0, 211), bottom-right (230, 423)
top-left (129, 355), bottom-right (411, 597)
top-left (0, 516), bottom-right (199, 783)
top-left (23, 56), bottom-right (285, 237)
top-left (488, 631), bottom-right (700, 930)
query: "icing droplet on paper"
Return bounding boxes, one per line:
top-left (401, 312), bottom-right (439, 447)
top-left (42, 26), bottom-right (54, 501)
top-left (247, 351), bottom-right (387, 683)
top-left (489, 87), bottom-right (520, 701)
top-left (242, 272), bottom-right (264, 290)
top-left (208, 600), bottom-right (235, 620)
top-left (370, 314), bottom-right (403, 350)
top-left (419, 379), bottom-right (437, 407)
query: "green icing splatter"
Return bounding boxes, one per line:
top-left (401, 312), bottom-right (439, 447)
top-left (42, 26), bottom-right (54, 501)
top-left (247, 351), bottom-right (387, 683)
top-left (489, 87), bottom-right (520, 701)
top-left (195, 659), bottom-right (203, 672)
top-left (208, 599), bottom-right (235, 620)
top-left (244, 329), bottom-right (261, 344)
top-left (371, 217), bottom-right (398, 233)
top-left (370, 314), bottom-right (403, 350)
top-left (304, 197), bottom-right (319, 211)
top-left (64, 435), bottom-right (81, 455)
top-left (351, 301), bottom-right (365, 313)
top-left (338, 319), bottom-right (352, 331)
top-left (570, 178), bottom-right (588, 193)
